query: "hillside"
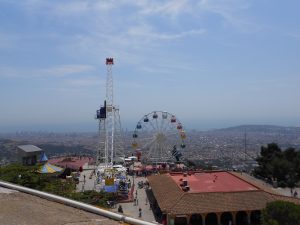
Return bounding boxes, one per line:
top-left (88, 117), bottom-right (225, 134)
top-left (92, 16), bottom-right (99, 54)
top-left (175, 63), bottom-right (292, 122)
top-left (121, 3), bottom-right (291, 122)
top-left (216, 125), bottom-right (300, 133)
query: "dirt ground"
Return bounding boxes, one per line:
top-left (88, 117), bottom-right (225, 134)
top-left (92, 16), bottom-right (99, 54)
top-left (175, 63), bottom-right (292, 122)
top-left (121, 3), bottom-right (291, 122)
top-left (0, 187), bottom-right (120, 225)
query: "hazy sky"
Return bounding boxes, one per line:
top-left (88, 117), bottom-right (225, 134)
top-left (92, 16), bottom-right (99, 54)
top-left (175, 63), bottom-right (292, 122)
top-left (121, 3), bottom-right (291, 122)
top-left (1, 0), bottom-right (300, 132)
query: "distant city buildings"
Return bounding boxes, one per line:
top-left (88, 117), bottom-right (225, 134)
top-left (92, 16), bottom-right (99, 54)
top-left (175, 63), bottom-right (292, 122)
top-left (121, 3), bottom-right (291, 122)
top-left (1, 125), bottom-right (300, 170)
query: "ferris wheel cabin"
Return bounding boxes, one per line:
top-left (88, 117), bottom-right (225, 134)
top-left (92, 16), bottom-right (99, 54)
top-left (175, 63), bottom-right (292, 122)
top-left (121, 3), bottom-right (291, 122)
top-left (171, 115), bottom-right (176, 123)
top-left (162, 111), bottom-right (168, 119)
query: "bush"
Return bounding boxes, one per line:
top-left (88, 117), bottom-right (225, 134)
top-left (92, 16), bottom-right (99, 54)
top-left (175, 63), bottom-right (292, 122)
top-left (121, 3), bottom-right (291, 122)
top-left (262, 201), bottom-right (300, 225)
top-left (0, 163), bottom-right (113, 208)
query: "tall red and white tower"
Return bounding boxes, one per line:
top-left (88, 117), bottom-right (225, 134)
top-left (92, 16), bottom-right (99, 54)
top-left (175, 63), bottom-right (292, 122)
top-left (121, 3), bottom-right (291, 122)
top-left (96, 58), bottom-right (124, 166)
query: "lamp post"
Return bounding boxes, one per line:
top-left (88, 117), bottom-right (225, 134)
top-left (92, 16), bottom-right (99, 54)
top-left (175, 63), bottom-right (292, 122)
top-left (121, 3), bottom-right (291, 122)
top-left (132, 158), bottom-right (135, 186)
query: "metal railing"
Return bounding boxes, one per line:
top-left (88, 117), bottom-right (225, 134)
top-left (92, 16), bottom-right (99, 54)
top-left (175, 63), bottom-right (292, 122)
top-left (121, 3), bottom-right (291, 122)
top-left (0, 181), bottom-right (158, 225)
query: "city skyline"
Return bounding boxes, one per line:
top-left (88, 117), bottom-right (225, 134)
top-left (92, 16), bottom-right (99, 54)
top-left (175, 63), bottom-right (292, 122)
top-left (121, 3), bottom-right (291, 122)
top-left (1, 0), bottom-right (300, 132)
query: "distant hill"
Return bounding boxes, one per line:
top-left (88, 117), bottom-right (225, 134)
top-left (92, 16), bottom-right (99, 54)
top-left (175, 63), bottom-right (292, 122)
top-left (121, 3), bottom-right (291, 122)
top-left (215, 125), bottom-right (300, 133)
top-left (0, 139), bottom-right (25, 164)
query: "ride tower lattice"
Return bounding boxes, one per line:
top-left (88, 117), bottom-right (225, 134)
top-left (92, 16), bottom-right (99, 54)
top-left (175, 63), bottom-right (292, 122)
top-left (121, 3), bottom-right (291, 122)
top-left (96, 58), bottom-right (125, 167)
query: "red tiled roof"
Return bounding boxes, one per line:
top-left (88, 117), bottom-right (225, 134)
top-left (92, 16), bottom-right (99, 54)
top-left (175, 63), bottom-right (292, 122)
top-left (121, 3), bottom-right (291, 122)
top-left (170, 171), bottom-right (258, 193)
top-left (48, 156), bottom-right (93, 170)
top-left (229, 172), bottom-right (280, 195)
top-left (171, 191), bottom-right (272, 214)
top-left (148, 174), bottom-right (183, 211)
top-left (148, 171), bottom-right (300, 214)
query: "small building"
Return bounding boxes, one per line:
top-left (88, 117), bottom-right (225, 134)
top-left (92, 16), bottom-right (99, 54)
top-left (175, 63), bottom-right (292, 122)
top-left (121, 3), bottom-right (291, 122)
top-left (147, 171), bottom-right (300, 225)
top-left (48, 156), bottom-right (94, 171)
top-left (17, 145), bottom-right (43, 166)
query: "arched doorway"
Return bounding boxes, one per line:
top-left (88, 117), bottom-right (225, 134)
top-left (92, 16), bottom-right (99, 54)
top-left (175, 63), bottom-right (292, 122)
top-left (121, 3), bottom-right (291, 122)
top-left (190, 214), bottom-right (202, 225)
top-left (221, 212), bottom-right (233, 225)
top-left (174, 216), bottom-right (188, 225)
top-left (236, 211), bottom-right (248, 225)
top-left (206, 213), bottom-right (218, 225)
top-left (250, 210), bottom-right (261, 225)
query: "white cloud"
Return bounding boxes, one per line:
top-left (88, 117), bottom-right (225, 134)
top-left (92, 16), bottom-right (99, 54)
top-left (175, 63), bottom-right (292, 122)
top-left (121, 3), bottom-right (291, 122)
top-left (40, 65), bottom-right (94, 77)
top-left (287, 32), bottom-right (300, 39)
top-left (0, 67), bottom-right (21, 78)
top-left (0, 34), bottom-right (15, 49)
top-left (139, 61), bottom-right (205, 76)
top-left (39, 0), bottom-right (190, 17)
top-left (118, 80), bottom-right (144, 89)
top-left (51, 1), bottom-right (118, 15)
top-left (65, 76), bottom-right (104, 87)
top-left (198, 0), bottom-right (259, 32)
top-left (0, 64), bottom-right (94, 78)
top-left (127, 24), bottom-right (205, 41)
top-left (139, 0), bottom-right (190, 17)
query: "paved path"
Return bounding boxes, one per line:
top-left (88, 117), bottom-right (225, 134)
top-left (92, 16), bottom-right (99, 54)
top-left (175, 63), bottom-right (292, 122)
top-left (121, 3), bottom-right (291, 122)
top-left (112, 175), bottom-right (157, 224)
top-left (272, 187), bottom-right (300, 198)
top-left (76, 171), bottom-right (158, 223)
top-left (240, 172), bottom-right (300, 198)
top-left (76, 168), bottom-right (97, 192)
top-left (0, 187), bottom-right (17, 194)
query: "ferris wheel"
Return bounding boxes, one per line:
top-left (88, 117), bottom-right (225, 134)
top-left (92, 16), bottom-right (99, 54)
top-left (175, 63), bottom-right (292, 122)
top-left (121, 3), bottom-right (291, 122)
top-left (132, 111), bottom-right (186, 163)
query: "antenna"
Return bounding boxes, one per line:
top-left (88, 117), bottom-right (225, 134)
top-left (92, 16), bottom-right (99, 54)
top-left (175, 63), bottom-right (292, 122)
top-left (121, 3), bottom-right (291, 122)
top-left (244, 132), bottom-right (247, 161)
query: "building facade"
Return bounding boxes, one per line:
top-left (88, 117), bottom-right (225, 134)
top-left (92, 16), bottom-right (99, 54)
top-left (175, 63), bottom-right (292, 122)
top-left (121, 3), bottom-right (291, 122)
top-left (17, 145), bottom-right (43, 166)
top-left (148, 171), bottom-right (300, 225)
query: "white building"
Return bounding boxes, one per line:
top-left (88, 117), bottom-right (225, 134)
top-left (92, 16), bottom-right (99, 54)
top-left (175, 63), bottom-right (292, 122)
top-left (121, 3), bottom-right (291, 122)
top-left (17, 145), bottom-right (43, 166)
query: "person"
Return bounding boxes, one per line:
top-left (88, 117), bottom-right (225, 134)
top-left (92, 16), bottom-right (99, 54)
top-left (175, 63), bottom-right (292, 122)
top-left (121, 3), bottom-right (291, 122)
top-left (294, 190), bottom-right (298, 198)
top-left (118, 205), bottom-right (123, 213)
top-left (83, 174), bottom-right (86, 183)
top-left (138, 208), bottom-right (142, 217)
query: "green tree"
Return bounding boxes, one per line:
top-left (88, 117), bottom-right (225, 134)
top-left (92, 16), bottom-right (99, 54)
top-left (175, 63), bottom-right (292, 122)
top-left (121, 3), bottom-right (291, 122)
top-left (254, 144), bottom-right (300, 187)
top-left (0, 163), bottom-right (43, 188)
top-left (262, 201), bottom-right (300, 225)
top-left (255, 143), bottom-right (282, 180)
top-left (0, 163), bottom-right (114, 208)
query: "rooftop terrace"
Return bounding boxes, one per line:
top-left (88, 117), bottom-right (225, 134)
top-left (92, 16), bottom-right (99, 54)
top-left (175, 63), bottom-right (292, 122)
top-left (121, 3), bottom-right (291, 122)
top-left (170, 171), bottom-right (258, 193)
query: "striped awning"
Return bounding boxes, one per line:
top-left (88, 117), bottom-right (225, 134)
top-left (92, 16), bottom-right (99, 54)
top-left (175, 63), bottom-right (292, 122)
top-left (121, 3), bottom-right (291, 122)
top-left (39, 163), bottom-right (63, 174)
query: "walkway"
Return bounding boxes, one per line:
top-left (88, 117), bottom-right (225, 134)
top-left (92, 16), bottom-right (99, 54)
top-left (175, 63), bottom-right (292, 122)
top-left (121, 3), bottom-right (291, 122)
top-left (76, 167), bottom-right (96, 192)
top-left (76, 170), bottom-right (157, 223)
top-left (238, 172), bottom-right (300, 199)
top-left (112, 175), bottom-right (157, 224)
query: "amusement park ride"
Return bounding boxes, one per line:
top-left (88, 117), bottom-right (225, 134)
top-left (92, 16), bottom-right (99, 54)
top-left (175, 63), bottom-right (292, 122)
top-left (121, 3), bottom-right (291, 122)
top-left (96, 58), bottom-right (125, 167)
top-left (95, 58), bottom-right (186, 167)
top-left (93, 58), bottom-right (186, 194)
top-left (132, 111), bottom-right (186, 163)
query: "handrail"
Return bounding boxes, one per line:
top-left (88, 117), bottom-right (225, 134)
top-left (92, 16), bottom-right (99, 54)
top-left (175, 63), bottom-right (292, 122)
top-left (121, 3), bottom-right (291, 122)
top-left (0, 181), bottom-right (158, 225)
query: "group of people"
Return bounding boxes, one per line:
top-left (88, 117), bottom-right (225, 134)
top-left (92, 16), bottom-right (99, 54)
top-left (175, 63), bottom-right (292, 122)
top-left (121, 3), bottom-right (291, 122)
top-left (117, 181), bottom-right (146, 218)
top-left (291, 188), bottom-right (298, 197)
top-left (117, 205), bottom-right (142, 217)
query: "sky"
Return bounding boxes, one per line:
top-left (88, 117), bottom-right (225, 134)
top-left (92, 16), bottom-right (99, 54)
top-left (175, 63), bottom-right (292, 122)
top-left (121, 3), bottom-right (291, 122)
top-left (1, 0), bottom-right (300, 132)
